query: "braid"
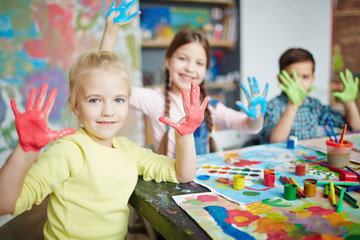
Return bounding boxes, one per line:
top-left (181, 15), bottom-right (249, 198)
top-left (157, 70), bottom-right (171, 155)
top-left (200, 82), bottom-right (216, 152)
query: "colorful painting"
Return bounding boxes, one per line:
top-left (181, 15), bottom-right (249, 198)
top-left (0, 0), bottom-right (143, 166)
top-left (173, 191), bottom-right (360, 240)
top-left (194, 143), bottom-right (331, 205)
top-left (0, 0), bottom-right (143, 226)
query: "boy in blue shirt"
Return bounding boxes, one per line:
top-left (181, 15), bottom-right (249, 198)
top-left (260, 48), bottom-right (360, 143)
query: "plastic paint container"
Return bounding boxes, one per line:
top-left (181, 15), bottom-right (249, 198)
top-left (233, 174), bottom-right (245, 190)
top-left (304, 179), bottom-right (317, 197)
top-left (284, 183), bottom-right (297, 200)
top-left (325, 140), bottom-right (353, 168)
top-left (264, 169), bottom-right (275, 187)
top-left (295, 163), bottom-right (306, 176)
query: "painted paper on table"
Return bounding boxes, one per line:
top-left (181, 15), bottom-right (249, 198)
top-left (173, 192), bottom-right (360, 240)
top-left (194, 143), bottom-right (329, 205)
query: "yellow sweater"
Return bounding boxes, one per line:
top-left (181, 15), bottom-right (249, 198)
top-left (13, 128), bottom-right (178, 240)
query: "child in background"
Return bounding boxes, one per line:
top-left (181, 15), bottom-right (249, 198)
top-left (100, 1), bottom-right (269, 157)
top-left (260, 48), bottom-right (360, 143)
top-left (0, 51), bottom-right (207, 239)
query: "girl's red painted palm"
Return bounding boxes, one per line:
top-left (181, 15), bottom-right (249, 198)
top-left (11, 84), bottom-right (76, 152)
top-left (159, 82), bottom-right (209, 136)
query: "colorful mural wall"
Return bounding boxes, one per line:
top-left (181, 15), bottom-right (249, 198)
top-left (0, 0), bottom-right (143, 169)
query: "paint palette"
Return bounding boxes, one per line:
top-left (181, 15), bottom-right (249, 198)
top-left (196, 164), bottom-right (264, 181)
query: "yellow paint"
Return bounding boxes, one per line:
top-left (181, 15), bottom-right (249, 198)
top-left (234, 216), bottom-right (249, 223)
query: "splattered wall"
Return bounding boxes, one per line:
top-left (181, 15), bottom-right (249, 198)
top-left (0, 0), bottom-right (143, 166)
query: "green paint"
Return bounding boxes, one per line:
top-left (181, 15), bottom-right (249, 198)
top-left (242, 168), bottom-right (251, 172)
top-left (243, 191), bottom-right (260, 196)
top-left (262, 198), bottom-right (290, 208)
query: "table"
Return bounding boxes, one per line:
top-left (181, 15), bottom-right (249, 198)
top-left (129, 176), bottom-right (212, 240)
top-left (129, 143), bottom-right (360, 240)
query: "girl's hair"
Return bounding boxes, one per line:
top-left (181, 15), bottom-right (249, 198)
top-left (66, 51), bottom-right (131, 123)
top-left (279, 48), bottom-right (315, 73)
top-left (157, 30), bottom-right (216, 155)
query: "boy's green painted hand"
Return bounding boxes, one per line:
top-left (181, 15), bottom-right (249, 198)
top-left (278, 69), bottom-right (316, 105)
top-left (332, 69), bottom-right (359, 103)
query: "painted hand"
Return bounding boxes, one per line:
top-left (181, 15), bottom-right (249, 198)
top-left (106, 0), bottom-right (140, 24)
top-left (11, 84), bottom-right (76, 152)
top-left (332, 68), bottom-right (359, 103)
top-left (278, 69), bottom-right (316, 105)
top-left (236, 77), bottom-right (269, 120)
top-left (159, 82), bottom-right (209, 136)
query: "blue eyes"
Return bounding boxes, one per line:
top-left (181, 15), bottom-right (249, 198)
top-left (89, 98), bottom-right (125, 103)
top-left (89, 99), bottom-right (99, 103)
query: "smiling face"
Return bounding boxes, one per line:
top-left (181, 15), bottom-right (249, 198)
top-left (283, 60), bottom-right (315, 90)
top-left (73, 68), bottom-right (130, 147)
top-left (165, 41), bottom-right (207, 96)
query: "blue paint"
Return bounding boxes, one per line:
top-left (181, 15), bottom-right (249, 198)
top-left (0, 14), bottom-right (14, 39)
top-left (236, 77), bottom-right (268, 120)
top-left (198, 175), bottom-right (210, 181)
top-left (204, 206), bottom-right (255, 240)
top-left (106, 0), bottom-right (140, 24)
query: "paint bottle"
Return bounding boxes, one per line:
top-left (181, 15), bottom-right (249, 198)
top-left (233, 174), bottom-right (245, 190)
top-left (264, 169), bottom-right (275, 187)
top-left (339, 171), bottom-right (358, 181)
top-left (304, 179), bottom-right (317, 197)
top-left (295, 163), bottom-right (306, 176)
top-left (284, 183), bottom-right (297, 200)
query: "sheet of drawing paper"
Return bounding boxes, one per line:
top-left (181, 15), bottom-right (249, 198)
top-left (173, 191), bottom-right (360, 240)
top-left (194, 143), bottom-right (335, 205)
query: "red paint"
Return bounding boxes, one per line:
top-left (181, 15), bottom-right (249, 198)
top-left (295, 163), bottom-right (306, 176)
top-left (197, 194), bottom-right (218, 202)
top-left (267, 230), bottom-right (297, 240)
top-left (306, 206), bottom-right (334, 216)
top-left (303, 155), bottom-right (317, 160)
top-left (264, 170), bottom-right (275, 187)
top-left (233, 159), bottom-right (262, 167)
top-left (11, 84), bottom-right (76, 152)
top-left (244, 186), bottom-right (273, 191)
top-left (208, 170), bottom-right (217, 173)
top-left (217, 178), bottom-right (230, 184)
top-left (23, 39), bottom-right (48, 58)
top-left (219, 171), bottom-right (227, 174)
top-left (159, 82), bottom-right (208, 136)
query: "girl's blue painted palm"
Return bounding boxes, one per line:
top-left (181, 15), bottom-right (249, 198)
top-left (106, 0), bottom-right (140, 24)
top-left (332, 68), bottom-right (359, 103)
top-left (236, 77), bottom-right (269, 120)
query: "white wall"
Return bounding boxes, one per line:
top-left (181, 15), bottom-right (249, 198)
top-left (240, 0), bottom-right (333, 104)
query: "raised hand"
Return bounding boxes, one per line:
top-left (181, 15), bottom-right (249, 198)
top-left (11, 84), bottom-right (76, 152)
top-left (106, 0), bottom-right (140, 25)
top-left (278, 69), bottom-right (316, 105)
top-left (236, 77), bottom-right (268, 120)
top-left (159, 82), bottom-right (209, 136)
top-left (332, 68), bottom-right (359, 103)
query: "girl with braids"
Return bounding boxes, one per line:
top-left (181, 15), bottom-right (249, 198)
top-left (100, 1), bottom-right (269, 157)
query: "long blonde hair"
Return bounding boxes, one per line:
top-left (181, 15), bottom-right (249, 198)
top-left (66, 51), bottom-right (131, 125)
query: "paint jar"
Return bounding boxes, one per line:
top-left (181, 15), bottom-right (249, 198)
top-left (264, 169), bottom-right (275, 187)
top-left (339, 171), bottom-right (358, 181)
top-left (295, 163), bottom-right (306, 176)
top-left (303, 179), bottom-right (317, 197)
top-left (326, 140), bottom-right (353, 168)
top-left (287, 136), bottom-right (298, 149)
top-left (284, 183), bottom-right (297, 200)
top-left (233, 174), bottom-right (245, 190)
